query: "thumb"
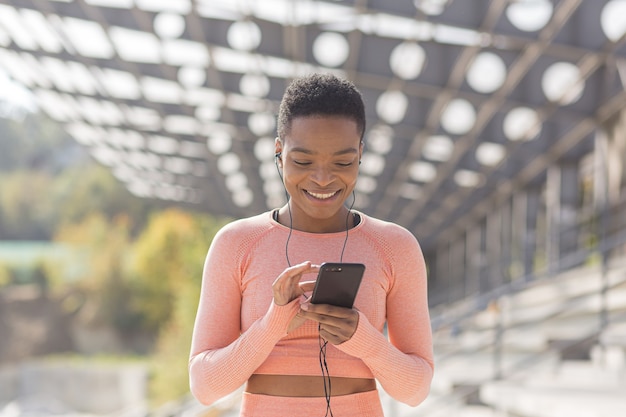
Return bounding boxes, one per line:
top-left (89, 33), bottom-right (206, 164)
top-left (299, 281), bottom-right (316, 293)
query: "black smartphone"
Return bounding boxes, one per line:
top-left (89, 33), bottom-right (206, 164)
top-left (310, 263), bottom-right (365, 308)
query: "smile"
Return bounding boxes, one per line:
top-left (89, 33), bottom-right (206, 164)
top-left (306, 190), bottom-right (338, 200)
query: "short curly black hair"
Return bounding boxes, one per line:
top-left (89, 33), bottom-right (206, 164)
top-left (277, 73), bottom-right (366, 141)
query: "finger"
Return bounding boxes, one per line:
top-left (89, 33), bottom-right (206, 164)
top-left (318, 325), bottom-right (346, 345)
top-left (299, 281), bottom-right (316, 293)
top-left (272, 262), bottom-right (319, 305)
top-left (273, 262), bottom-right (312, 286)
top-left (301, 303), bottom-right (354, 318)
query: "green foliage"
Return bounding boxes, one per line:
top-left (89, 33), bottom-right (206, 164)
top-left (50, 165), bottom-right (152, 234)
top-left (0, 170), bottom-right (56, 239)
top-left (54, 213), bottom-right (140, 331)
top-left (0, 113), bottom-right (75, 173)
top-left (0, 262), bottom-right (12, 287)
top-left (138, 210), bottom-right (227, 405)
top-left (52, 206), bottom-right (229, 405)
top-left (0, 113), bottom-right (152, 240)
top-left (2, 110), bottom-right (230, 407)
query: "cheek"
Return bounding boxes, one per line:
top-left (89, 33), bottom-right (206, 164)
top-left (343, 171), bottom-right (360, 186)
top-left (282, 169), bottom-right (303, 189)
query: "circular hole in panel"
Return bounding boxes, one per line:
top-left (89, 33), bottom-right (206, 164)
top-left (260, 161), bottom-right (279, 180)
top-left (601, 1), bottom-right (626, 42)
top-left (413, 0), bottom-right (447, 15)
top-left (264, 179), bottom-right (284, 196)
top-left (254, 136), bottom-right (275, 161)
top-left (390, 42), bottom-right (426, 80)
top-left (359, 152), bottom-right (386, 176)
top-left (423, 135), bottom-right (454, 162)
top-left (454, 169), bottom-right (483, 187)
top-left (376, 90), bottom-right (408, 124)
top-left (178, 67), bottom-right (206, 87)
top-left (254, 137), bottom-right (276, 161)
top-left (356, 175), bottom-right (377, 194)
top-left (240, 73), bottom-right (270, 97)
top-left (399, 182), bottom-right (422, 200)
top-left (233, 188), bottom-right (254, 207)
top-left (409, 161), bottom-right (437, 182)
top-left (154, 13), bottom-right (186, 39)
top-left (475, 142), bottom-right (506, 166)
top-left (207, 131), bottom-right (232, 155)
top-left (227, 21), bottom-right (262, 51)
top-left (466, 52), bottom-right (507, 93)
top-left (217, 152), bottom-right (241, 175)
top-left (541, 61), bottom-right (584, 105)
top-left (248, 113), bottom-right (276, 136)
top-left (506, 0), bottom-right (553, 32)
top-left (503, 107), bottom-right (541, 141)
top-left (225, 172), bottom-right (248, 192)
top-left (313, 32), bottom-right (350, 67)
top-left (441, 99), bottom-right (476, 135)
top-left (366, 124), bottom-right (394, 155)
top-left (196, 106), bottom-right (221, 122)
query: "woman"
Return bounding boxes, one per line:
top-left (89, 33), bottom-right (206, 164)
top-left (189, 73), bottom-right (433, 416)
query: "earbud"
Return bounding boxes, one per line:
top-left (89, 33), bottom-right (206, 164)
top-left (275, 152), bottom-right (282, 159)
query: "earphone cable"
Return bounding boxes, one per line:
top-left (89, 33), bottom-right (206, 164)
top-left (339, 190), bottom-right (356, 263)
top-left (319, 324), bottom-right (333, 417)
top-left (276, 154), bottom-right (357, 416)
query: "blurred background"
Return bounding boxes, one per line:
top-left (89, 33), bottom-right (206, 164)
top-left (0, 0), bottom-right (625, 416)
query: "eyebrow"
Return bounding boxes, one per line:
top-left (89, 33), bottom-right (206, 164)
top-left (290, 147), bottom-right (359, 156)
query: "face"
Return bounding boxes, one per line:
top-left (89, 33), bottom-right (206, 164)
top-left (275, 115), bottom-right (363, 233)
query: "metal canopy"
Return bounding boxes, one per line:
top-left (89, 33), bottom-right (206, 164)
top-left (1, 0), bottom-right (624, 252)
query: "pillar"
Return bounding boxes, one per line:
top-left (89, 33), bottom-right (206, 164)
top-left (546, 161), bottom-right (581, 273)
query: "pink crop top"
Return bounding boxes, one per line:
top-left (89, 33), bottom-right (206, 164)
top-left (189, 211), bottom-right (434, 407)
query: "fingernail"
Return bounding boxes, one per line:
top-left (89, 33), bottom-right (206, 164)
top-left (301, 304), bottom-right (309, 311)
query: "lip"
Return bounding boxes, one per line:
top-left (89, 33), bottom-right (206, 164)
top-left (304, 189), bottom-right (340, 202)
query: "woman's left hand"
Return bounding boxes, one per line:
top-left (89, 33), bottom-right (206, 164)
top-left (298, 303), bottom-right (359, 345)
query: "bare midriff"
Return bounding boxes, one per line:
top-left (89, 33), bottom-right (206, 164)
top-left (246, 374), bottom-right (376, 397)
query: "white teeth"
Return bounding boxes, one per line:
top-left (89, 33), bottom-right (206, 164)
top-left (308, 191), bottom-right (336, 199)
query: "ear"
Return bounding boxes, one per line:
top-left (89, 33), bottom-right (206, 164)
top-left (274, 137), bottom-right (284, 167)
top-left (359, 140), bottom-right (364, 162)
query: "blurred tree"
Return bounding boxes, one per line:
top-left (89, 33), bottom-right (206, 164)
top-left (54, 212), bottom-right (141, 339)
top-left (131, 209), bottom-right (224, 333)
top-left (0, 113), bottom-right (80, 173)
top-left (0, 262), bottom-right (12, 287)
top-left (0, 170), bottom-right (56, 239)
top-left (50, 164), bottom-right (153, 235)
top-left (136, 210), bottom-right (228, 405)
top-left (0, 113), bottom-right (154, 240)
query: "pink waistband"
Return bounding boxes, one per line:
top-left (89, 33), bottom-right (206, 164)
top-left (240, 389), bottom-right (384, 417)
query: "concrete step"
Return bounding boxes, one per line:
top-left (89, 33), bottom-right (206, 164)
top-left (433, 351), bottom-right (561, 386)
top-left (480, 379), bottom-right (626, 417)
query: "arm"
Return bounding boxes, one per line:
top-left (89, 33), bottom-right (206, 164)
top-left (188, 227), bottom-right (300, 406)
top-left (334, 232), bottom-right (434, 406)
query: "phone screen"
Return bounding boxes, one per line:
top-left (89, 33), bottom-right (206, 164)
top-left (310, 263), bottom-right (365, 308)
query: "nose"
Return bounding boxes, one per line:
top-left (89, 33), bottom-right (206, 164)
top-left (310, 164), bottom-right (335, 186)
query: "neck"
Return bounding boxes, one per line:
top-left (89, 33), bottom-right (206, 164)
top-left (277, 205), bottom-right (354, 233)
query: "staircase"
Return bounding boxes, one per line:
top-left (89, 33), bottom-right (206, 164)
top-left (397, 258), bottom-right (626, 417)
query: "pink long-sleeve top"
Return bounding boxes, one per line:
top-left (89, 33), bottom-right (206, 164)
top-left (189, 210), bottom-right (434, 407)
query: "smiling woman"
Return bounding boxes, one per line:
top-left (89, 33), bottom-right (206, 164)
top-left (188, 73), bottom-right (434, 417)
top-left (274, 116), bottom-right (362, 233)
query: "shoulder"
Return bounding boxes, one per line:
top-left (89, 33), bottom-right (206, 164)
top-left (212, 211), bottom-right (275, 247)
top-left (358, 213), bottom-right (424, 265)
top-left (360, 213), bottom-right (419, 245)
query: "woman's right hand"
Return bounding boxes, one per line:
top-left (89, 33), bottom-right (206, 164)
top-left (272, 261), bottom-right (319, 306)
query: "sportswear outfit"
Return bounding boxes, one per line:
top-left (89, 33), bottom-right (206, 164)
top-left (189, 210), bottom-right (434, 416)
